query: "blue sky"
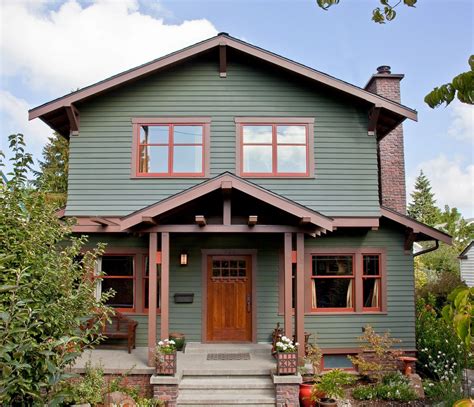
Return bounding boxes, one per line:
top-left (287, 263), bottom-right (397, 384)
top-left (1, 0), bottom-right (473, 216)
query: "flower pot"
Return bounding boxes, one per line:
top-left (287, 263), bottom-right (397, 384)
top-left (299, 382), bottom-right (315, 407)
top-left (155, 350), bottom-right (177, 375)
top-left (276, 351), bottom-right (298, 375)
top-left (317, 398), bottom-right (337, 407)
top-left (169, 332), bottom-right (185, 351)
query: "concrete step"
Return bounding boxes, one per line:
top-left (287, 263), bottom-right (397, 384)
top-left (177, 388), bottom-right (276, 405)
top-left (184, 343), bottom-right (272, 355)
top-left (180, 375), bottom-right (273, 390)
top-left (181, 367), bottom-right (273, 376)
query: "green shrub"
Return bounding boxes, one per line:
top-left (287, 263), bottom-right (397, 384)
top-left (312, 369), bottom-right (356, 401)
top-left (63, 362), bottom-right (105, 405)
top-left (423, 379), bottom-right (464, 405)
top-left (416, 297), bottom-right (465, 381)
top-left (352, 372), bottom-right (417, 402)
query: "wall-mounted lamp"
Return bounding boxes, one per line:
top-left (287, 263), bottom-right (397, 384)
top-left (180, 252), bottom-right (188, 266)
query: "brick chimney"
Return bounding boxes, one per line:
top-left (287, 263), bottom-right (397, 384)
top-left (365, 66), bottom-right (407, 214)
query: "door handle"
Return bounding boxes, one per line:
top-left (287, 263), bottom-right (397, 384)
top-left (247, 294), bottom-right (251, 312)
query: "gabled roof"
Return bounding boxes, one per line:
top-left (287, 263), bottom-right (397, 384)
top-left (29, 33), bottom-right (417, 137)
top-left (381, 206), bottom-right (452, 245)
top-left (120, 172), bottom-right (334, 231)
top-left (459, 241), bottom-right (474, 259)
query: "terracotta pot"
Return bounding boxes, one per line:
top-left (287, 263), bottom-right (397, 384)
top-left (317, 398), bottom-right (337, 407)
top-left (299, 382), bottom-right (315, 407)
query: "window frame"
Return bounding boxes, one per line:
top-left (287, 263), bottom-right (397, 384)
top-left (100, 253), bottom-right (137, 312)
top-left (362, 253), bottom-right (382, 312)
top-left (311, 254), bottom-right (355, 312)
top-left (142, 255), bottom-right (161, 312)
top-left (235, 117), bottom-right (315, 178)
top-left (131, 117), bottom-right (211, 178)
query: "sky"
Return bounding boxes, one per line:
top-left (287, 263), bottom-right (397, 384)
top-left (1, 0), bottom-right (473, 216)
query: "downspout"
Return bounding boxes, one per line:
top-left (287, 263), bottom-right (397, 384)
top-left (413, 240), bottom-right (439, 257)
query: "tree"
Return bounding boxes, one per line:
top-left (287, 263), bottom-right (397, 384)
top-left (0, 134), bottom-right (112, 405)
top-left (437, 205), bottom-right (474, 252)
top-left (33, 132), bottom-right (69, 208)
top-left (315, 0), bottom-right (474, 108)
top-left (407, 170), bottom-right (440, 226)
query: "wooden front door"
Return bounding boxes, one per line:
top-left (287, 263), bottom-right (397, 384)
top-left (206, 256), bottom-right (252, 342)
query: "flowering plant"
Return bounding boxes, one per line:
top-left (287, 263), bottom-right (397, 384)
top-left (155, 338), bottom-right (176, 355)
top-left (275, 336), bottom-right (299, 353)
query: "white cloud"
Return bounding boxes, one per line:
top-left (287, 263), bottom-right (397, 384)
top-left (407, 154), bottom-right (474, 218)
top-left (0, 0), bottom-right (218, 96)
top-left (447, 102), bottom-right (474, 143)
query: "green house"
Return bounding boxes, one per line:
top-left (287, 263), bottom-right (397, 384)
top-left (30, 33), bottom-right (450, 375)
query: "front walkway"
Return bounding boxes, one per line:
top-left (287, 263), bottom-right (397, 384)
top-left (72, 343), bottom-right (275, 376)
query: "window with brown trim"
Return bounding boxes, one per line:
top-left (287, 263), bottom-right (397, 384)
top-left (235, 118), bottom-right (314, 177)
top-left (362, 255), bottom-right (381, 311)
top-left (101, 255), bottom-right (135, 311)
top-left (311, 255), bottom-right (355, 311)
top-left (132, 118), bottom-right (211, 178)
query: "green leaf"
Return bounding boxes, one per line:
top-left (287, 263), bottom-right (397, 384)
top-left (404, 0), bottom-right (417, 6)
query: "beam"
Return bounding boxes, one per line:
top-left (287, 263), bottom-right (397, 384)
top-left (295, 233), bottom-right (305, 360)
top-left (195, 215), bottom-right (207, 226)
top-left (219, 44), bottom-right (227, 78)
top-left (284, 233), bottom-right (293, 337)
top-left (90, 217), bottom-right (117, 226)
top-left (223, 197), bottom-right (231, 226)
top-left (299, 217), bottom-right (311, 225)
top-left (248, 215), bottom-right (258, 227)
top-left (368, 106), bottom-right (381, 136)
top-left (142, 224), bottom-right (316, 234)
top-left (142, 216), bottom-right (157, 225)
top-left (147, 232), bottom-right (158, 366)
top-left (65, 105), bottom-right (80, 135)
top-left (160, 232), bottom-right (170, 340)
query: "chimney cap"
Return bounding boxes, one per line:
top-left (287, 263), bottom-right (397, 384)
top-left (218, 32), bottom-right (230, 36)
top-left (377, 65), bottom-right (392, 74)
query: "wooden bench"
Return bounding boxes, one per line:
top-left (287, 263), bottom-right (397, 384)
top-left (85, 311), bottom-right (138, 353)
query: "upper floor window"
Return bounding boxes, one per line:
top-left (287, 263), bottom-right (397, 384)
top-left (235, 118), bottom-right (314, 177)
top-left (132, 118), bottom-right (211, 177)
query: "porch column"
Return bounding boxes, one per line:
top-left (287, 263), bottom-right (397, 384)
top-left (295, 233), bottom-right (305, 360)
top-left (283, 233), bottom-right (293, 337)
top-left (148, 232), bottom-right (158, 366)
top-left (160, 232), bottom-right (170, 340)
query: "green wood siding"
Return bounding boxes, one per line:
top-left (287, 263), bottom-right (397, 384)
top-left (85, 220), bottom-right (415, 350)
top-left (67, 54), bottom-right (378, 217)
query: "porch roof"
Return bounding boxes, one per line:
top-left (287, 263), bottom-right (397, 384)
top-left (120, 172), bottom-right (334, 232)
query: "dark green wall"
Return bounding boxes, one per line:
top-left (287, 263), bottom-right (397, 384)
top-left (67, 54), bottom-right (378, 217)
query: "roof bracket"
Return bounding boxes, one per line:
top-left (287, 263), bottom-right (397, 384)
top-left (195, 215), bottom-right (207, 227)
top-left (219, 44), bottom-right (227, 78)
top-left (368, 106), bottom-right (381, 136)
top-left (90, 217), bottom-right (117, 227)
top-left (65, 104), bottom-right (80, 136)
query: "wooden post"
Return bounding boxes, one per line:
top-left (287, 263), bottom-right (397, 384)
top-left (148, 232), bottom-right (158, 366)
top-left (295, 233), bottom-right (305, 359)
top-left (284, 233), bottom-right (293, 337)
top-left (160, 232), bottom-right (170, 340)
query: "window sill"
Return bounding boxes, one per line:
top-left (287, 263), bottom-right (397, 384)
top-left (240, 175), bottom-right (316, 179)
top-left (121, 311), bottom-right (161, 316)
top-left (277, 311), bottom-right (387, 316)
top-left (130, 175), bottom-right (209, 179)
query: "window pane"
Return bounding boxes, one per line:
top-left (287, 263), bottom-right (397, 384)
top-left (102, 256), bottom-right (134, 276)
top-left (277, 125), bottom-right (306, 144)
top-left (139, 145), bottom-right (168, 173)
top-left (146, 125), bottom-right (169, 144)
top-left (313, 256), bottom-right (353, 276)
top-left (173, 146), bottom-right (202, 173)
top-left (243, 145), bottom-right (272, 173)
top-left (103, 278), bottom-right (134, 308)
top-left (242, 125), bottom-right (272, 143)
top-left (314, 278), bottom-right (353, 308)
top-left (363, 255), bottom-right (380, 275)
top-left (363, 278), bottom-right (380, 308)
top-left (144, 278), bottom-right (160, 309)
top-left (277, 146), bottom-right (307, 173)
top-left (173, 126), bottom-right (203, 144)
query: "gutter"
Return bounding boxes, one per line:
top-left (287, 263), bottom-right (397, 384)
top-left (413, 240), bottom-right (439, 257)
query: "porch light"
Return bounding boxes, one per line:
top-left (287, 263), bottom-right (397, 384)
top-left (180, 252), bottom-right (188, 266)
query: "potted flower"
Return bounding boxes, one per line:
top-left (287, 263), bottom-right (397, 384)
top-left (311, 369), bottom-right (355, 407)
top-left (169, 332), bottom-right (186, 351)
top-left (275, 336), bottom-right (299, 375)
top-left (155, 338), bottom-right (177, 375)
top-left (299, 343), bottom-right (323, 407)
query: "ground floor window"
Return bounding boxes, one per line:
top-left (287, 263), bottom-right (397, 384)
top-left (101, 255), bottom-right (135, 311)
top-left (143, 256), bottom-right (160, 310)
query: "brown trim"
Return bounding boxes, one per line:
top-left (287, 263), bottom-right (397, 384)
top-left (223, 196), bottom-right (231, 225)
top-left (160, 233), bottom-right (170, 340)
top-left (120, 173), bottom-right (333, 231)
top-left (201, 249), bottom-right (258, 343)
top-left (381, 206), bottom-right (452, 245)
top-left (367, 107), bottom-right (381, 136)
top-left (142, 225), bottom-right (317, 233)
top-left (303, 247), bottom-right (387, 314)
top-left (295, 233), bottom-right (305, 359)
top-left (283, 233), bottom-right (293, 337)
top-left (459, 241), bottom-right (474, 258)
top-left (90, 217), bottom-right (118, 226)
top-left (65, 105), bottom-right (80, 134)
top-left (130, 118), bottom-right (211, 178)
top-left (148, 232), bottom-right (158, 366)
top-left (332, 217), bottom-right (380, 228)
top-left (219, 44), bottom-right (227, 78)
top-left (29, 34), bottom-right (416, 129)
top-left (235, 118), bottom-right (315, 178)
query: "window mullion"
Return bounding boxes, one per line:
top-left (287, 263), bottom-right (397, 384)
top-left (354, 251), bottom-right (363, 312)
top-left (272, 124), bottom-right (277, 174)
top-left (169, 125), bottom-right (174, 174)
